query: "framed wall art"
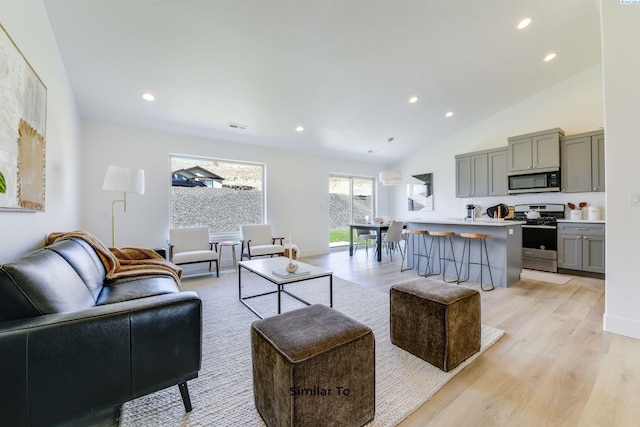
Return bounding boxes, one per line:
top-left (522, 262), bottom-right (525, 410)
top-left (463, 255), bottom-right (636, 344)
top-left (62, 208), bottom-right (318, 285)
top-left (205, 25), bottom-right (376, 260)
top-left (0, 23), bottom-right (47, 211)
top-left (407, 173), bottom-right (433, 211)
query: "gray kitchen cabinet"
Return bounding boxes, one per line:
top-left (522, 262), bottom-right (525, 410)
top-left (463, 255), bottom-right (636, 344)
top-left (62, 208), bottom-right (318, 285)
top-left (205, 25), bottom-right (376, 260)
top-left (561, 130), bottom-right (605, 193)
top-left (456, 155), bottom-right (472, 197)
top-left (471, 153), bottom-right (489, 197)
top-left (488, 148), bottom-right (508, 196)
top-left (455, 152), bottom-right (488, 197)
top-left (592, 131), bottom-right (605, 192)
top-left (507, 128), bottom-right (564, 173)
top-left (558, 222), bottom-right (605, 274)
top-left (455, 148), bottom-right (510, 198)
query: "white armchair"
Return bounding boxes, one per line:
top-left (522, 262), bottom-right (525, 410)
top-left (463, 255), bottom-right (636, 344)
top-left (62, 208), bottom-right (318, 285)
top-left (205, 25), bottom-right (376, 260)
top-left (240, 224), bottom-right (285, 260)
top-left (169, 226), bottom-right (219, 276)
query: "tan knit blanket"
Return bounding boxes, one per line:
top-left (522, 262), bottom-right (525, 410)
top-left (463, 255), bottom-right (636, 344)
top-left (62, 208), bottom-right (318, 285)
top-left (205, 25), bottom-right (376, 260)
top-left (46, 231), bottom-right (182, 286)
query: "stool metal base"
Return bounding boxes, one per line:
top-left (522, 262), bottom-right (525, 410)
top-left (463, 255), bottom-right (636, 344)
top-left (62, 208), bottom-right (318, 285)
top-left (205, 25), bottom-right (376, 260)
top-left (401, 230), bottom-right (431, 275)
top-left (428, 232), bottom-right (459, 283)
top-left (458, 233), bottom-right (495, 291)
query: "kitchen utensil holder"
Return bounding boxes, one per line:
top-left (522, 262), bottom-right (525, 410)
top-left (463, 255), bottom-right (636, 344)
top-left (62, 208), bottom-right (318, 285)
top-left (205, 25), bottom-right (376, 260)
top-left (570, 210), bottom-right (582, 221)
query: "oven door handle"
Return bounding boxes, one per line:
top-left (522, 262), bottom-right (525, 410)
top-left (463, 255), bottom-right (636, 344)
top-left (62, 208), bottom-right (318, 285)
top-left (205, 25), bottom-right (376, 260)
top-left (522, 225), bottom-right (557, 230)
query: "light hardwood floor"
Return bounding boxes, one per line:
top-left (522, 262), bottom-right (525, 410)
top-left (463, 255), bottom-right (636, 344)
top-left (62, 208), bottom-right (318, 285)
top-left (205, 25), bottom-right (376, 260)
top-left (301, 249), bottom-right (640, 427)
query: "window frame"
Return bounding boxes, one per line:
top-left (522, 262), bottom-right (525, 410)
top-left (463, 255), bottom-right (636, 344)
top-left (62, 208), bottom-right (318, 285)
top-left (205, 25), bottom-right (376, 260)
top-left (169, 153), bottom-right (266, 239)
top-left (328, 173), bottom-right (376, 247)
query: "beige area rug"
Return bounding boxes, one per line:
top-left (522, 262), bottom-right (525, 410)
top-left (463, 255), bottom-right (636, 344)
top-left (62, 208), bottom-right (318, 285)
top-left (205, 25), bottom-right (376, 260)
top-left (120, 273), bottom-right (504, 427)
top-left (520, 269), bottom-right (573, 285)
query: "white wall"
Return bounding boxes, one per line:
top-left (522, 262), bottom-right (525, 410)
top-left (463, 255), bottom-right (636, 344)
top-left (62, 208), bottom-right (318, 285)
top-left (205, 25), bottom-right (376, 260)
top-left (80, 121), bottom-right (390, 259)
top-left (390, 64), bottom-right (605, 221)
top-left (601, 1), bottom-right (640, 339)
top-left (0, 0), bottom-right (82, 263)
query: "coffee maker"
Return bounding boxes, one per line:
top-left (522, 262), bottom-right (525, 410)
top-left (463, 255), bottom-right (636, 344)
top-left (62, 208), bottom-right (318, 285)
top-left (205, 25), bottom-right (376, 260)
top-left (465, 204), bottom-right (478, 221)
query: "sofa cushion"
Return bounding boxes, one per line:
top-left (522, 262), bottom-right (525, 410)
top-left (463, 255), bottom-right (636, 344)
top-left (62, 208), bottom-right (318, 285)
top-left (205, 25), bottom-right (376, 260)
top-left (47, 238), bottom-right (107, 299)
top-left (96, 275), bottom-right (181, 306)
top-left (0, 240), bottom-right (100, 321)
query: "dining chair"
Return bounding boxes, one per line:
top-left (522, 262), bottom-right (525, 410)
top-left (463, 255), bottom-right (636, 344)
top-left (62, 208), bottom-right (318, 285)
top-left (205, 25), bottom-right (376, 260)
top-left (354, 228), bottom-right (377, 255)
top-left (380, 220), bottom-right (405, 261)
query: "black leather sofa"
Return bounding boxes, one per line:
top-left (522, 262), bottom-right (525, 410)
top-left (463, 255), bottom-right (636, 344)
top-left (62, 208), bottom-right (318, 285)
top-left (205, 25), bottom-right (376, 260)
top-left (0, 237), bottom-right (202, 427)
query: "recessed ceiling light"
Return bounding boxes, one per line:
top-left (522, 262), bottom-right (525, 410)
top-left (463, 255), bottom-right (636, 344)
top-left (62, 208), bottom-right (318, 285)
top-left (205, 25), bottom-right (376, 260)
top-left (518, 18), bottom-right (532, 29)
top-left (409, 96), bottom-right (419, 103)
top-left (296, 126), bottom-right (304, 132)
top-left (141, 92), bottom-right (155, 102)
top-left (445, 111), bottom-right (454, 118)
top-left (544, 52), bottom-right (557, 62)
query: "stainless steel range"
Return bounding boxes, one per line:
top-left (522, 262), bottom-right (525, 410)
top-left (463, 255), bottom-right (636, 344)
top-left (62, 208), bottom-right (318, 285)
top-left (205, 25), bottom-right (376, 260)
top-left (510, 203), bottom-right (565, 273)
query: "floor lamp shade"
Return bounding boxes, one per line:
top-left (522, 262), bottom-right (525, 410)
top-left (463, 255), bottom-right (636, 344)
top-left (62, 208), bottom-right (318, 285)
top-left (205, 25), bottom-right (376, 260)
top-left (102, 165), bottom-right (145, 194)
top-left (379, 170), bottom-right (402, 185)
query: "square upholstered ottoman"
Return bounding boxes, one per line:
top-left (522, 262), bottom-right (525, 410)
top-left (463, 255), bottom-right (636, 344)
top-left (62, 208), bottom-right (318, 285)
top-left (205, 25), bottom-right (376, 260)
top-left (251, 304), bottom-right (375, 427)
top-left (390, 279), bottom-right (480, 372)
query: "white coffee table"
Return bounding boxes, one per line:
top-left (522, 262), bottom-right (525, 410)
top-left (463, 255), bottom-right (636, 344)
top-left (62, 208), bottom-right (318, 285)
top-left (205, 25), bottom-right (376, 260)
top-left (238, 257), bottom-right (333, 319)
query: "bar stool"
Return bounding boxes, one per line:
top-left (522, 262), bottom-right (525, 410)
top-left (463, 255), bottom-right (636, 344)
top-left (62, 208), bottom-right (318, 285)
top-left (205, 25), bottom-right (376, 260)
top-left (427, 231), bottom-right (459, 283)
top-left (457, 232), bottom-right (495, 291)
top-left (401, 229), bottom-right (430, 275)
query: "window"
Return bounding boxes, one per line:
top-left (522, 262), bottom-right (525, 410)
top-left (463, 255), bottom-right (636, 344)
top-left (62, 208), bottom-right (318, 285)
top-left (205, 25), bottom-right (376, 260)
top-left (170, 155), bottom-right (264, 235)
top-left (328, 174), bottom-right (375, 247)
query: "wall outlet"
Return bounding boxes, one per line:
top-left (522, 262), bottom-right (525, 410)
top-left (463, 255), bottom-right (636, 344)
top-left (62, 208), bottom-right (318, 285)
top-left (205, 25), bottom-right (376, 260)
top-left (629, 192), bottom-right (640, 206)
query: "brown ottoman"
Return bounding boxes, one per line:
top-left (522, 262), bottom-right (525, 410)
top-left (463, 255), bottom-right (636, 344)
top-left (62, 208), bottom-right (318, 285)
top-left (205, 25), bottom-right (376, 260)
top-left (390, 279), bottom-right (480, 372)
top-left (251, 304), bottom-right (375, 427)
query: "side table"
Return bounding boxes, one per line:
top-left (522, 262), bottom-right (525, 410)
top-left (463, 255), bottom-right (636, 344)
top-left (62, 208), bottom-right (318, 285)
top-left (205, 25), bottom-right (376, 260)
top-left (218, 240), bottom-right (241, 271)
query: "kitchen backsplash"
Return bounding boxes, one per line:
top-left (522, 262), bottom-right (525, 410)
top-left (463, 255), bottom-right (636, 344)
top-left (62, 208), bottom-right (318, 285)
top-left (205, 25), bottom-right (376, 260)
top-left (462, 191), bottom-right (605, 220)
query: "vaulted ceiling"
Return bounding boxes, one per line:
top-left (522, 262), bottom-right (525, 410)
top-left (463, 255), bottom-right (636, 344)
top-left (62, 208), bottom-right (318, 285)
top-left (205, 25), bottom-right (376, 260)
top-left (43, 0), bottom-right (602, 164)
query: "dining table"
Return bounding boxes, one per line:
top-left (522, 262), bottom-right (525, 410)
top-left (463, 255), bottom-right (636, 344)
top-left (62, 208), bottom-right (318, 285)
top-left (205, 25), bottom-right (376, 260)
top-left (349, 223), bottom-right (393, 262)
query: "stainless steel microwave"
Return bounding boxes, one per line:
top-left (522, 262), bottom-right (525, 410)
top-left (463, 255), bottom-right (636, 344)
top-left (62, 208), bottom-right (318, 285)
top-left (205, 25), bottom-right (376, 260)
top-left (508, 170), bottom-right (560, 194)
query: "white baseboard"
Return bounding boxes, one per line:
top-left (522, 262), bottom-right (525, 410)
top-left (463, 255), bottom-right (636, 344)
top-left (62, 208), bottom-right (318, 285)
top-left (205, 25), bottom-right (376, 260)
top-left (603, 313), bottom-right (640, 340)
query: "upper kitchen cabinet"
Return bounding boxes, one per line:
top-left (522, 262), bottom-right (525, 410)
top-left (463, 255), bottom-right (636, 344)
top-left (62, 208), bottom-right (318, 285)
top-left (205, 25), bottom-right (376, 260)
top-left (560, 130), bottom-right (605, 193)
top-left (455, 147), bottom-right (506, 198)
top-left (488, 148), bottom-right (508, 196)
top-left (507, 128), bottom-right (564, 173)
top-left (456, 152), bottom-right (488, 197)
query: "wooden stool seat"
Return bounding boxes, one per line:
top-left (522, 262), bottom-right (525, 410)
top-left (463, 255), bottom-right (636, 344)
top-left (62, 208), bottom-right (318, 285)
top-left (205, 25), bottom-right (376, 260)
top-left (459, 232), bottom-right (491, 240)
top-left (429, 231), bottom-right (455, 237)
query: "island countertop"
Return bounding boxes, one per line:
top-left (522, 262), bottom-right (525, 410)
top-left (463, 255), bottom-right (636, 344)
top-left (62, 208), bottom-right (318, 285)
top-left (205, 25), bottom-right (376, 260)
top-left (404, 218), bottom-right (526, 227)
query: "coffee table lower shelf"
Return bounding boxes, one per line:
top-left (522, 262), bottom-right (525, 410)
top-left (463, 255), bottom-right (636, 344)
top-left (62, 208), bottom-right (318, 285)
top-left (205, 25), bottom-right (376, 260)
top-left (238, 258), bottom-right (333, 319)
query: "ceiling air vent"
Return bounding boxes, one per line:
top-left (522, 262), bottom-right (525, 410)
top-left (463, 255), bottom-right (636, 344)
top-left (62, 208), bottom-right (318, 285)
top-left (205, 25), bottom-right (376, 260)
top-left (228, 122), bottom-right (248, 130)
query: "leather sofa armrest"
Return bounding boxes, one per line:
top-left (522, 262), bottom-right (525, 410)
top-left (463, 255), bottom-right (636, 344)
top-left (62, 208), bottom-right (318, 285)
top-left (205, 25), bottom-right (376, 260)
top-left (0, 292), bottom-right (202, 427)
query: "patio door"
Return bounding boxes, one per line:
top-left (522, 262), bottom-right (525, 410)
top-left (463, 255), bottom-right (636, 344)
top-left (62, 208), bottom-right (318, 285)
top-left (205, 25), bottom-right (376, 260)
top-left (329, 175), bottom-right (375, 247)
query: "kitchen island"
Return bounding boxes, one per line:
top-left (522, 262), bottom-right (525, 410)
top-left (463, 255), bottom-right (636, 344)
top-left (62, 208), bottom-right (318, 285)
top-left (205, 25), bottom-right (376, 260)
top-left (405, 219), bottom-right (525, 287)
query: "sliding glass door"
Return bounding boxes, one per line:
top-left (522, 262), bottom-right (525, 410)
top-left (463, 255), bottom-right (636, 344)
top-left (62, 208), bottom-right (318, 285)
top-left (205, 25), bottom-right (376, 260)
top-left (329, 174), bottom-right (375, 247)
